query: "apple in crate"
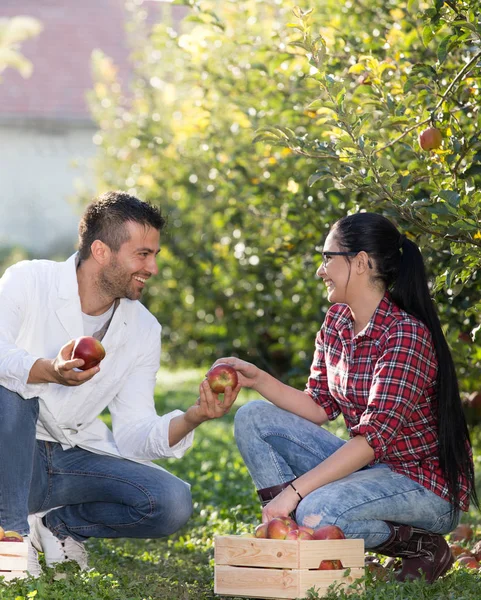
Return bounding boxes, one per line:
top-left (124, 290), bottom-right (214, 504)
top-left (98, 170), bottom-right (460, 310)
top-left (1, 529), bottom-right (23, 542)
top-left (319, 559), bottom-right (344, 570)
top-left (312, 524), bottom-right (346, 540)
top-left (267, 516), bottom-right (298, 540)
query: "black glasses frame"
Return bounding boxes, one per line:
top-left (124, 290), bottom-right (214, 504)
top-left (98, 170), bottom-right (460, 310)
top-left (320, 251), bottom-right (373, 269)
top-left (321, 251), bottom-right (358, 261)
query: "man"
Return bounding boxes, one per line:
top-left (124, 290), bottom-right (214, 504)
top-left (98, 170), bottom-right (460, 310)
top-left (0, 191), bottom-right (239, 577)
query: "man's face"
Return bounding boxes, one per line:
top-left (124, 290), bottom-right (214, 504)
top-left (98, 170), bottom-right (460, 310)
top-left (99, 221), bottom-right (160, 301)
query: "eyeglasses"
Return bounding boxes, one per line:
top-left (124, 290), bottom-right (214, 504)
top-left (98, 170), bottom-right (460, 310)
top-left (321, 251), bottom-right (358, 264)
top-left (320, 251), bottom-right (373, 269)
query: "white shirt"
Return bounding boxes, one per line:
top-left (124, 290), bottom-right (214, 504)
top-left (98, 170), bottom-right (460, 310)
top-left (82, 303), bottom-right (115, 337)
top-left (0, 254), bottom-right (194, 467)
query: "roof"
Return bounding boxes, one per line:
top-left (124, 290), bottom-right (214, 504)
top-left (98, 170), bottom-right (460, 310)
top-left (0, 0), bottom-right (187, 122)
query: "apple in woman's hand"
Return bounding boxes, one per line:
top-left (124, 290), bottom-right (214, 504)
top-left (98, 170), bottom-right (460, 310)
top-left (206, 363), bottom-right (238, 393)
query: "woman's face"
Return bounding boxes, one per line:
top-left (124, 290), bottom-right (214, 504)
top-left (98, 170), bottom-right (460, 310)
top-left (316, 231), bottom-right (356, 304)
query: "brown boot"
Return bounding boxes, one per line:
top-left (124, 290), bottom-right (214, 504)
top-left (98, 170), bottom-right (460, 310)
top-left (373, 522), bottom-right (453, 584)
top-left (396, 526), bottom-right (454, 583)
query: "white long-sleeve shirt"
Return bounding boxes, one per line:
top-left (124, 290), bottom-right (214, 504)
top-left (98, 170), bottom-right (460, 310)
top-left (0, 254), bottom-right (194, 466)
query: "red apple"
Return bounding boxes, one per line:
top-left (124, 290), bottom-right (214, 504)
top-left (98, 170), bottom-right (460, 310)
top-left (457, 555), bottom-right (480, 569)
top-left (1, 530), bottom-right (23, 542)
top-left (418, 127), bottom-right (442, 151)
top-left (472, 540), bottom-right (481, 561)
top-left (297, 529), bottom-right (314, 540)
top-left (267, 517), bottom-right (293, 540)
top-left (318, 559), bottom-right (344, 570)
top-left (286, 529), bottom-right (300, 540)
top-left (450, 524), bottom-right (474, 542)
top-left (298, 525), bottom-right (314, 536)
top-left (254, 523), bottom-right (269, 538)
top-left (449, 543), bottom-right (468, 559)
top-left (312, 525), bottom-right (346, 540)
top-left (206, 363), bottom-right (238, 394)
top-left (71, 336), bottom-right (106, 370)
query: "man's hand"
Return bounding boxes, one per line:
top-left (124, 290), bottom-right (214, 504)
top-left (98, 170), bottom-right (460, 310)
top-left (168, 378), bottom-right (241, 447)
top-left (28, 340), bottom-right (100, 386)
top-left (184, 379), bottom-right (241, 426)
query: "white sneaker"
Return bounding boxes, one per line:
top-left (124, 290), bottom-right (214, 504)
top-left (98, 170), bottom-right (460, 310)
top-left (25, 537), bottom-right (42, 578)
top-left (29, 515), bottom-right (89, 570)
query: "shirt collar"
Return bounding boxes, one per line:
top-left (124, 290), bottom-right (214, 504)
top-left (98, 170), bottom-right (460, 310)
top-left (333, 292), bottom-right (394, 340)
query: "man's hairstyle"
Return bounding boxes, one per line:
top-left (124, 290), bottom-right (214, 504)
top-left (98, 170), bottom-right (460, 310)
top-left (78, 191), bottom-right (166, 261)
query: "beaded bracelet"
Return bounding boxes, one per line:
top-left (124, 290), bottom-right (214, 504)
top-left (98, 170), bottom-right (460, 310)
top-left (289, 481), bottom-right (303, 501)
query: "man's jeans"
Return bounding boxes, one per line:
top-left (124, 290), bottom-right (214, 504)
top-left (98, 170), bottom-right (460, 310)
top-left (0, 385), bottom-right (192, 541)
top-left (234, 400), bottom-right (458, 548)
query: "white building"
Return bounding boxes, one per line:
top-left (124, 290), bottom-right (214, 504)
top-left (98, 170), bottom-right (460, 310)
top-left (0, 0), bottom-right (186, 255)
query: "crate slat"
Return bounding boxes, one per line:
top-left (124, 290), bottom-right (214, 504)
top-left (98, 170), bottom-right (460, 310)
top-left (215, 565), bottom-right (299, 599)
top-left (0, 541), bottom-right (28, 579)
top-left (0, 570), bottom-right (28, 581)
top-left (215, 536), bottom-right (299, 568)
top-left (298, 539), bottom-right (365, 568)
top-left (299, 567), bottom-right (365, 596)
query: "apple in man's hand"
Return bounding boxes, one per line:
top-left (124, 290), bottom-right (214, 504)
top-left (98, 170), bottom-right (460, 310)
top-left (206, 363), bottom-right (238, 394)
top-left (71, 336), bottom-right (106, 370)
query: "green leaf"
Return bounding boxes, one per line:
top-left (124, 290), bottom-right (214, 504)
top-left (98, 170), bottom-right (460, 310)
top-left (439, 190), bottom-right (461, 207)
top-left (461, 164), bottom-right (481, 179)
top-left (422, 25), bottom-right (434, 46)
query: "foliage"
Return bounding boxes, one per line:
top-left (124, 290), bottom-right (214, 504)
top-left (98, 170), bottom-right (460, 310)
top-left (85, 0), bottom-right (481, 395)
top-left (0, 16), bottom-right (42, 81)
top-left (1, 369), bottom-right (480, 599)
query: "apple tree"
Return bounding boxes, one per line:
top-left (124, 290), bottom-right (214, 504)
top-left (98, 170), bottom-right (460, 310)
top-left (86, 0), bottom-right (481, 402)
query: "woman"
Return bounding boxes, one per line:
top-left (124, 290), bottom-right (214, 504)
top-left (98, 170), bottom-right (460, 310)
top-left (221, 212), bottom-right (477, 584)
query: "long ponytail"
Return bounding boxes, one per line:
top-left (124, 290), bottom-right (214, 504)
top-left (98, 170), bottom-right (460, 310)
top-left (391, 238), bottom-right (478, 520)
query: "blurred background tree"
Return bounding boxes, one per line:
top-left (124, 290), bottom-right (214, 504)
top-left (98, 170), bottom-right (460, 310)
top-left (0, 15), bottom-right (42, 81)
top-left (85, 0), bottom-right (481, 415)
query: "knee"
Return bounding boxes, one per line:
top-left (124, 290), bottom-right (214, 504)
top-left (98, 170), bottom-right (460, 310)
top-left (0, 386), bottom-right (39, 434)
top-left (296, 493), bottom-right (344, 531)
top-left (151, 479), bottom-right (193, 537)
top-left (234, 400), bottom-right (274, 445)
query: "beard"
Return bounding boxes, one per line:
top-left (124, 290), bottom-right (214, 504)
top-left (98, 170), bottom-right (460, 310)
top-left (97, 256), bottom-right (141, 301)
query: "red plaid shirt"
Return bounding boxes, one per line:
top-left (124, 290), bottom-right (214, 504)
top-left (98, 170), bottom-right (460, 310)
top-left (305, 293), bottom-right (471, 511)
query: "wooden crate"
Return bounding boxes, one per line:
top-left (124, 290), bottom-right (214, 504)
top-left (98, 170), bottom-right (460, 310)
top-left (214, 535), bottom-right (365, 599)
top-left (0, 541), bottom-right (28, 581)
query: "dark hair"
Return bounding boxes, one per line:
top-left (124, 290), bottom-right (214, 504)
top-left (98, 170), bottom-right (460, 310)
top-left (78, 191), bottom-right (165, 261)
top-left (332, 212), bottom-right (478, 519)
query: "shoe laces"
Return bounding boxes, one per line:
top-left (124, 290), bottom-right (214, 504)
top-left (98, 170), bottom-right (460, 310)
top-left (61, 537), bottom-right (89, 570)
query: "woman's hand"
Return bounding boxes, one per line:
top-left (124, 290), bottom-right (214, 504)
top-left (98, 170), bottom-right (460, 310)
top-left (262, 485), bottom-right (300, 523)
top-left (209, 357), bottom-right (261, 389)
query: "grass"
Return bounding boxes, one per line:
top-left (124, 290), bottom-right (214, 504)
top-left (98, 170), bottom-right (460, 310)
top-left (2, 368), bottom-right (481, 599)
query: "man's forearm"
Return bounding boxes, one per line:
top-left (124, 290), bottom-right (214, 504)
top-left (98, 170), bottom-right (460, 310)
top-left (27, 358), bottom-right (56, 384)
top-left (168, 409), bottom-right (203, 447)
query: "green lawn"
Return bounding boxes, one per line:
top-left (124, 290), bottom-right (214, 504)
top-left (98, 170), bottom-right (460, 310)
top-left (3, 368), bottom-right (481, 599)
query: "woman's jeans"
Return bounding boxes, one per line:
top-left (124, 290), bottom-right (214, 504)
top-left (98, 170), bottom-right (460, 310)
top-left (234, 400), bottom-right (458, 549)
top-left (0, 385), bottom-right (192, 541)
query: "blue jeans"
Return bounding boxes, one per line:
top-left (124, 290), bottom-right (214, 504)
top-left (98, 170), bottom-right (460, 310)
top-left (234, 400), bottom-right (458, 548)
top-left (0, 385), bottom-right (192, 540)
